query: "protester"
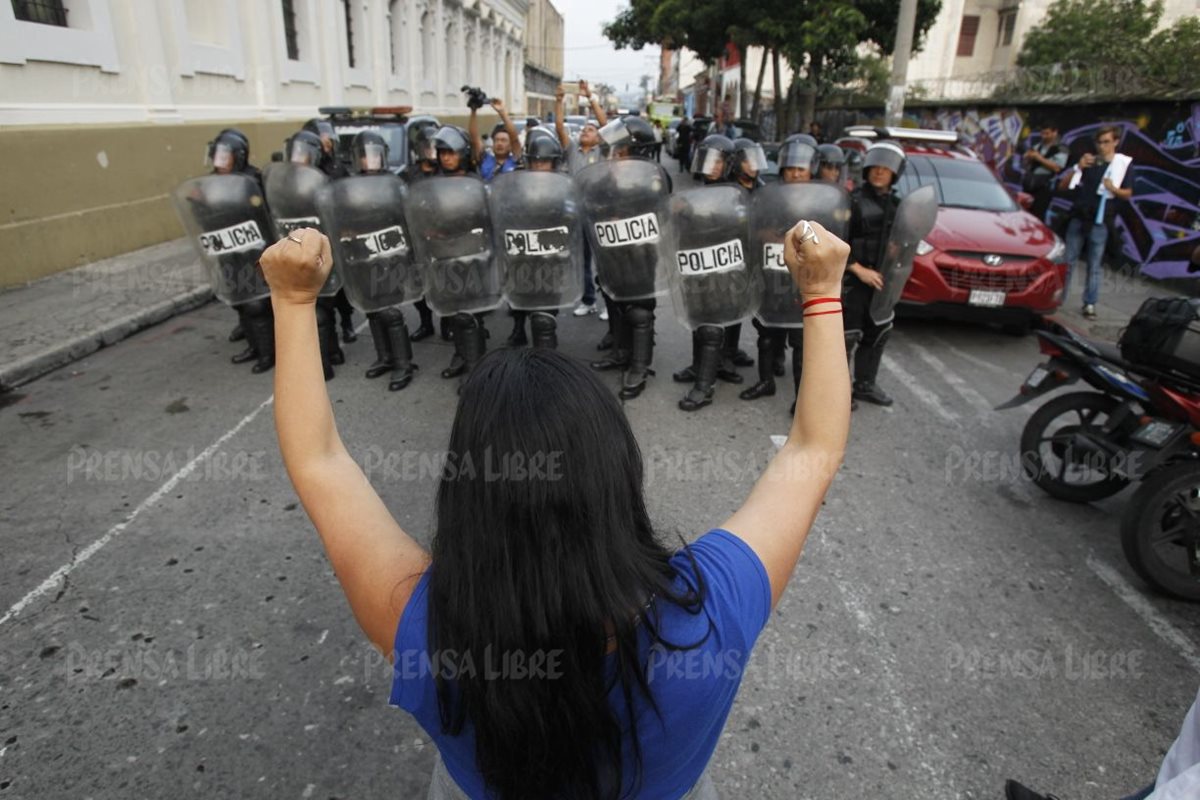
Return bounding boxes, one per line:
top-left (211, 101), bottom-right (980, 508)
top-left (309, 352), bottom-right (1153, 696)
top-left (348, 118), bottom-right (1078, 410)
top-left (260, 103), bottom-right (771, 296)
top-left (469, 97), bottom-right (522, 181)
top-left (1022, 123), bottom-right (1068, 223)
top-left (260, 216), bottom-right (850, 799)
top-left (554, 80), bottom-right (609, 317)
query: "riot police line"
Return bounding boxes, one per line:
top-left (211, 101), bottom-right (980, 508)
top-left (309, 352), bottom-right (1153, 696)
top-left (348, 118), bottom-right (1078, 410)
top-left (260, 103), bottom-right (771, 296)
top-left (174, 113), bottom-right (936, 412)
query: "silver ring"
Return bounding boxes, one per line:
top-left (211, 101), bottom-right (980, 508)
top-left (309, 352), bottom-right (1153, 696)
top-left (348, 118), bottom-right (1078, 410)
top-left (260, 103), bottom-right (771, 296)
top-left (797, 221), bottom-right (820, 246)
top-left (287, 234), bottom-right (303, 244)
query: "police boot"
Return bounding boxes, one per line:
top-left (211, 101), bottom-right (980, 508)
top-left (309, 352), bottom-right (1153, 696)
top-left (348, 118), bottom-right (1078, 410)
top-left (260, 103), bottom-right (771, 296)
top-left (382, 309), bottom-right (417, 391)
top-left (315, 302), bottom-right (337, 380)
top-left (853, 338), bottom-right (893, 407)
top-left (772, 339), bottom-right (786, 377)
top-left (411, 299), bottom-right (436, 342)
top-left (596, 300), bottom-right (622, 351)
top-left (591, 311), bottom-right (630, 371)
top-left (456, 314), bottom-right (486, 391)
top-left (244, 301), bottom-right (275, 374)
top-left (673, 330), bottom-right (701, 383)
top-left (530, 312), bottom-right (557, 350)
top-left (441, 315), bottom-right (467, 379)
top-left (229, 322), bottom-right (245, 343)
top-left (680, 325), bottom-right (723, 411)
top-left (739, 336), bottom-right (778, 400)
top-left (365, 312), bottom-right (396, 379)
top-left (620, 307), bottom-right (655, 399)
top-left (230, 306), bottom-right (258, 364)
top-left (438, 314), bottom-right (453, 342)
top-left (506, 311), bottom-right (529, 347)
top-left (724, 324), bottom-right (754, 367)
top-left (335, 290), bottom-right (357, 343)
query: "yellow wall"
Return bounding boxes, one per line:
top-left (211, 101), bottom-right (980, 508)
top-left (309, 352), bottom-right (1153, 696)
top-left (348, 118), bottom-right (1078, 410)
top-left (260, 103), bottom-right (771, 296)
top-left (0, 114), bottom-right (475, 287)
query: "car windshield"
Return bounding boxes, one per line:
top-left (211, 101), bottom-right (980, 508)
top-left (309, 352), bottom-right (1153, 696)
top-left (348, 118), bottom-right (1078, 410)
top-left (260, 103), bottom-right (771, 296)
top-left (899, 155), bottom-right (1016, 212)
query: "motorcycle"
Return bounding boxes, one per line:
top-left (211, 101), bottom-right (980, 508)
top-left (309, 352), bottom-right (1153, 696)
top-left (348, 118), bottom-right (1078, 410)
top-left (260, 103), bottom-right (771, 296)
top-left (999, 318), bottom-right (1200, 600)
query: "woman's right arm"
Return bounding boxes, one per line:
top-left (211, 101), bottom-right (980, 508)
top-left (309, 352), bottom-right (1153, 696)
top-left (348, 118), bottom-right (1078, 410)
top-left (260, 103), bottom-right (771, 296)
top-left (721, 221), bottom-right (852, 610)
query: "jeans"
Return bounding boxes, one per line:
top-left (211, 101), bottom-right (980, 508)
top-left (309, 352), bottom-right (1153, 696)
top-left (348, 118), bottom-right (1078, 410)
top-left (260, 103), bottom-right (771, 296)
top-left (1063, 216), bottom-right (1107, 307)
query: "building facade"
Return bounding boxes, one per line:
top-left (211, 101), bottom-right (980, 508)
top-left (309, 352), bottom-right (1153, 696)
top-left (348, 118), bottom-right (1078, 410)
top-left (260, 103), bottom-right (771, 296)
top-left (522, 0), bottom-right (562, 120)
top-left (0, 0), bottom-right (544, 285)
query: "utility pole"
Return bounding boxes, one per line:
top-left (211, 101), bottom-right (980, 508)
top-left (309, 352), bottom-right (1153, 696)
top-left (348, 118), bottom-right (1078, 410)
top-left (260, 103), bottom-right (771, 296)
top-left (885, 0), bottom-right (919, 126)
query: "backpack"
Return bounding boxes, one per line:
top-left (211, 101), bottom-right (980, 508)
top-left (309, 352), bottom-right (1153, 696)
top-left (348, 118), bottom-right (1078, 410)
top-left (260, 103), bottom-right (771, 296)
top-left (1118, 296), bottom-right (1200, 381)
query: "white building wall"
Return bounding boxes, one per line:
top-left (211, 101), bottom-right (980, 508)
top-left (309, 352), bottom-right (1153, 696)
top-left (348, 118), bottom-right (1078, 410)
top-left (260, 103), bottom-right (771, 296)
top-left (0, 0), bottom-right (531, 126)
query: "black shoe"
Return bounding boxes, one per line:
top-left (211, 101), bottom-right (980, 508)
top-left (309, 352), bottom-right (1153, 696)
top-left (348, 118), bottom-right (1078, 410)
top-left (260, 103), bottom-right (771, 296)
top-left (229, 324), bottom-right (245, 343)
top-left (596, 331), bottom-right (614, 351)
top-left (441, 352), bottom-right (466, 379)
top-left (731, 349), bottom-right (754, 367)
top-left (251, 356), bottom-right (275, 374)
top-left (853, 381), bottom-right (893, 406)
top-left (388, 364), bottom-right (416, 391)
top-left (331, 348), bottom-right (345, 366)
top-left (739, 380), bottom-right (776, 400)
top-left (231, 347), bottom-right (257, 364)
top-left (716, 365), bottom-right (744, 384)
top-left (365, 360), bottom-right (394, 379)
top-left (590, 351), bottom-right (630, 371)
top-left (340, 323), bottom-right (357, 343)
top-left (1004, 779), bottom-right (1060, 800)
top-left (410, 322), bottom-right (435, 342)
top-left (672, 365), bottom-right (696, 383)
top-left (679, 387), bottom-right (713, 411)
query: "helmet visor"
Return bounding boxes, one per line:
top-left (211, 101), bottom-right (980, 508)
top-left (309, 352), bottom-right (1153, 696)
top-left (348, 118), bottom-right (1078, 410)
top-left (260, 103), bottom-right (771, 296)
top-left (598, 119), bottom-right (631, 150)
top-left (738, 145), bottom-right (768, 176)
top-left (289, 139), bottom-right (321, 166)
top-left (691, 147), bottom-right (727, 181)
top-left (358, 142), bottom-right (387, 173)
top-left (208, 142), bottom-right (234, 171)
top-left (779, 141), bottom-right (817, 170)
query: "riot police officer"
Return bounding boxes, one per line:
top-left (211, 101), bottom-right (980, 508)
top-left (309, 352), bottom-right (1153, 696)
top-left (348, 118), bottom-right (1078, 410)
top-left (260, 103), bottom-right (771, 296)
top-left (506, 133), bottom-right (568, 348)
top-left (669, 134), bottom-right (752, 411)
top-left (207, 128), bottom-right (275, 373)
top-left (817, 144), bottom-right (848, 185)
top-left (740, 138), bottom-right (821, 402)
top-left (585, 115), bottom-right (670, 399)
top-left (718, 137), bottom-right (770, 384)
top-left (299, 119), bottom-right (357, 344)
top-left (401, 118), bottom-right (442, 342)
top-left (347, 130), bottom-right (419, 391)
top-left (846, 141), bottom-right (906, 406)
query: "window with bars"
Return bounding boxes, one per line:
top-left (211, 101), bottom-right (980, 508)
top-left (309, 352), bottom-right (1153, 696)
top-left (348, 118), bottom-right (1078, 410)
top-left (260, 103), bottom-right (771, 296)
top-left (281, 0), bottom-right (300, 61)
top-left (342, 0), bottom-right (356, 69)
top-left (11, 0), bottom-right (68, 26)
top-left (956, 15), bottom-right (980, 57)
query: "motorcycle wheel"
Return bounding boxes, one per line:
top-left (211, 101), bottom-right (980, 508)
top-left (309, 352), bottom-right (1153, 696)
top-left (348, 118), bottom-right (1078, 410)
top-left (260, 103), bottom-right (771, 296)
top-left (1018, 391), bottom-right (1130, 502)
top-left (1121, 461), bottom-right (1200, 602)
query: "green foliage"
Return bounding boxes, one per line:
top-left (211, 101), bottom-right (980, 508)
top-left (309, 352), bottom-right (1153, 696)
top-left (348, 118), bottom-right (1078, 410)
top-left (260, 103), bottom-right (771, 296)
top-left (1017, 0), bottom-right (1162, 68)
top-left (1144, 16), bottom-right (1200, 91)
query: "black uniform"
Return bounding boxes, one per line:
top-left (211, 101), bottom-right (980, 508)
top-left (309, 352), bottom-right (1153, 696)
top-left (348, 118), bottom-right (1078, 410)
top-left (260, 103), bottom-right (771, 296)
top-left (846, 183), bottom-right (900, 404)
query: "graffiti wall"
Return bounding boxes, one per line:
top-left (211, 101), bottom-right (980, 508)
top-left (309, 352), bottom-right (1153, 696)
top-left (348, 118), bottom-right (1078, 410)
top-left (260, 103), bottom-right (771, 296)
top-left (822, 100), bottom-right (1200, 279)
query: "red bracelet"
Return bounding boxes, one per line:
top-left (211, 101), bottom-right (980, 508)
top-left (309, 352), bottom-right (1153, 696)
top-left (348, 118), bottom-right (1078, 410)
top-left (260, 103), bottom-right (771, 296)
top-left (800, 296), bottom-right (842, 309)
top-left (803, 309), bottom-right (843, 318)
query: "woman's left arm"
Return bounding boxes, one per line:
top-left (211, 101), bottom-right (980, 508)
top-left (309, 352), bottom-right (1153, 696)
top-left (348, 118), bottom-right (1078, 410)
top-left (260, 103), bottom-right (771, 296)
top-left (262, 231), bottom-right (430, 659)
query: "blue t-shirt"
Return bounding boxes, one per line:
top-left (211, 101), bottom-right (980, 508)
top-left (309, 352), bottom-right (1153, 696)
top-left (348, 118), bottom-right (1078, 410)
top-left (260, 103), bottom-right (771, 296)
top-left (479, 151), bottom-right (517, 181)
top-left (390, 528), bottom-right (771, 799)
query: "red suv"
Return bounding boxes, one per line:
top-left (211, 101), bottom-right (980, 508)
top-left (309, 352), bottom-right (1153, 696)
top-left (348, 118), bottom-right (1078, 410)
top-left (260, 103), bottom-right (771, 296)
top-left (838, 127), bottom-right (1068, 331)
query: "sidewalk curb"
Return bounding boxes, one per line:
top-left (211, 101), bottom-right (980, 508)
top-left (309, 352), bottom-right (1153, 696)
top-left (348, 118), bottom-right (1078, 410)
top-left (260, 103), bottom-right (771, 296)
top-left (0, 286), bottom-right (214, 393)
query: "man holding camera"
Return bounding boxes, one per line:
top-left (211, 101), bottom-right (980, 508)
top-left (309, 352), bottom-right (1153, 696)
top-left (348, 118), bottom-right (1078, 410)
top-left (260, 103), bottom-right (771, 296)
top-left (467, 91), bottom-right (522, 182)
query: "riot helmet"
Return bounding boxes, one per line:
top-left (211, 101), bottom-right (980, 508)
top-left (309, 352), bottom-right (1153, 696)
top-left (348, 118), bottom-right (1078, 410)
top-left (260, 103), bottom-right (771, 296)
top-left (817, 143), bottom-right (847, 183)
top-left (433, 125), bottom-right (471, 175)
top-left (522, 128), bottom-right (563, 171)
top-left (783, 133), bottom-right (819, 148)
top-left (778, 139), bottom-right (818, 185)
top-left (303, 119), bottom-right (337, 154)
top-left (408, 117), bottom-right (440, 170)
top-left (863, 141), bottom-right (906, 186)
top-left (286, 130), bottom-right (324, 167)
top-left (731, 138), bottom-right (768, 185)
top-left (206, 128), bottom-right (249, 174)
top-left (690, 134), bottom-right (735, 183)
top-left (599, 115), bottom-right (656, 159)
top-left (351, 130), bottom-right (389, 175)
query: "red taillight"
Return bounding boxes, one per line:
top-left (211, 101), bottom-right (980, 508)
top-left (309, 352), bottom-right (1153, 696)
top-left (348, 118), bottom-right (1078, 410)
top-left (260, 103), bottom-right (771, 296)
top-left (1038, 339), bottom-right (1064, 357)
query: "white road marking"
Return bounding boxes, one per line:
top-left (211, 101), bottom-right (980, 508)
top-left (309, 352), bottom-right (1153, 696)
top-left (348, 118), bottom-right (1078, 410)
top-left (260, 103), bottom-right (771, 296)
top-left (908, 343), bottom-right (997, 417)
top-left (932, 336), bottom-right (1023, 378)
top-left (0, 396), bottom-right (276, 629)
top-left (1086, 554), bottom-right (1200, 673)
top-left (881, 354), bottom-right (961, 425)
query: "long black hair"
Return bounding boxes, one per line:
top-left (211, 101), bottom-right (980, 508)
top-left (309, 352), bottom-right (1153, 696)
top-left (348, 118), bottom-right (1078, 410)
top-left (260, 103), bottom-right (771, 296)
top-left (427, 347), bottom-right (709, 799)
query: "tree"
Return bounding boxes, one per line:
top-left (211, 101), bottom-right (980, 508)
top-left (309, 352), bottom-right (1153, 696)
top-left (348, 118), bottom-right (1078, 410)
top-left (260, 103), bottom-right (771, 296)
top-left (1144, 16), bottom-right (1200, 91)
top-left (1017, 0), bottom-right (1162, 69)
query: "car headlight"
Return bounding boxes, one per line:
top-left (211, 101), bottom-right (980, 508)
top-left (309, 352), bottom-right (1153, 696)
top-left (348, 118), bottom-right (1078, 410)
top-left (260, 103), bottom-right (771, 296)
top-left (916, 239), bottom-right (934, 256)
top-left (1046, 234), bottom-right (1065, 263)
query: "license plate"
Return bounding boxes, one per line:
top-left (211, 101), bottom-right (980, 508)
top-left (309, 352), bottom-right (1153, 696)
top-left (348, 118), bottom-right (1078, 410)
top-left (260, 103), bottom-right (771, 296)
top-left (1132, 420), bottom-right (1180, 448)
top-left (969, 289), bottom-right (1006, 307)
top-left (1025, 366), bottom-right (1049, 389)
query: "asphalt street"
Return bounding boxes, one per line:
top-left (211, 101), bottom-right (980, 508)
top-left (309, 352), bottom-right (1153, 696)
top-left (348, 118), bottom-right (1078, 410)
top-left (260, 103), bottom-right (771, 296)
top-left (2, 297), bottom-right (1198, 799)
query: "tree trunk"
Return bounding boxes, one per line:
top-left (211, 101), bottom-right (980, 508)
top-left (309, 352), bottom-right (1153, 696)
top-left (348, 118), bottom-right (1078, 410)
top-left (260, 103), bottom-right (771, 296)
top-left (772, 49), bottom-right (783, 134)
top-left (738, 45), bottom-right (748, 119)
top-left (802, 54), bottom-right (822, 132)
top-left (751, 47), bottom-right (768, 123)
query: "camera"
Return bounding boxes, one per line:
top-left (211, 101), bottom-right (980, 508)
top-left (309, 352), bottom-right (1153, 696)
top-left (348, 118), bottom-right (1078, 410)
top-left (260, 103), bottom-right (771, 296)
top-left (462, 86), bottom-right (490, 111)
